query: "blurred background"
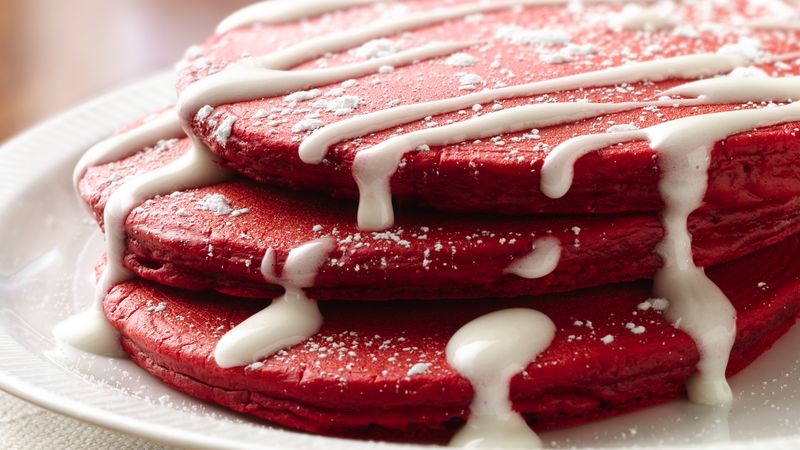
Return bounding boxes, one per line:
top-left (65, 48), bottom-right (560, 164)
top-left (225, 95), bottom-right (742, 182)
top-left (0, 0), bottom-right (252, 141)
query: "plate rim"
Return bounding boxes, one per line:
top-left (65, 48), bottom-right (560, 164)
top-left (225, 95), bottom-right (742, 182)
top-left (1, 73), bottom-right (800, 450)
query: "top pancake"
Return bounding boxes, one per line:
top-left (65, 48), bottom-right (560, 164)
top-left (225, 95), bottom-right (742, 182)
top-left (178, 0), bottom-right (800, 216)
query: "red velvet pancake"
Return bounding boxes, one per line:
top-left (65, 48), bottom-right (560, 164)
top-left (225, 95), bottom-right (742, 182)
top-left (69, 1), bottom-right (800, 443)
top-left (178, 0), bottom-right (800, 216)
top-left (80, 136), bottom-right (800, 301)
top-left (105, 233), bottom-right (800, 440)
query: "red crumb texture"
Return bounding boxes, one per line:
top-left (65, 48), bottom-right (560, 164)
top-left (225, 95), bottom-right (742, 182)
top-left (106, 235), bottom-right (800, 440)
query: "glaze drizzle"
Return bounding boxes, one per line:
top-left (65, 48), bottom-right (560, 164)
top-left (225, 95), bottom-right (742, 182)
top-left (60, 0), bottom-right (800, 439)
top-left (505, 236), bottom-right (561, 280)
top-left (215, 238), bottom-right (335, 368)
top-left (447, 308), bottom-right (555, 448)
top-left (216, 0), bottom-right (381, 34)
top-left (542, 101), bottom-right (800, 405)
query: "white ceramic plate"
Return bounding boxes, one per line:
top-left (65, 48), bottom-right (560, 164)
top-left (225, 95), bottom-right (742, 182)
top-left (1, 74), bottom-right (800, 450)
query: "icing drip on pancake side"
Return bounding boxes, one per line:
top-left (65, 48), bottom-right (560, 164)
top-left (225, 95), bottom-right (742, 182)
top-left (62, 2), bottom-right (800, 417)
top-left (542, 101), bottom-right (800, 405)
top-left (52, 303), bottom-right (127, 357)
top-left (214, 238), bottom-right (335, 369)
top-left (541, 72), bottom-right (800, 199)
top-left (352, 99), bottom-right (700, 231)
top-left (450, 233), bottom-right (560, 445)
top-left (56, 134), bottom-right (232, 357)
top-left (447, 309), bottom-right (556, 448)
top-left (216, 0), bottom-right (381, 34)
top-left (59, 1), bottom-right (474, 356)
top-left (72, 112), bottom-right (183, 191)
top-left (505, 236), bottom-right (561, 279)
top-left (326, 60), bottom-right (800, 231)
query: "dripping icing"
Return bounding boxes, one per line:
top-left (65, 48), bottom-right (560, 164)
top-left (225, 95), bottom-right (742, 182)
top-left (216, 0), bottom-right (380, 34)
top-left (353, 99), bottom-right (704, 231)
top-left (53, 307), bottom-right (126, 357)
top-left (542, 101), bottom-right (800, 405)
top-left (59, 0), bottom-right (800, 417)
top-left (59, 0), bottom-right (485, 355)
top-left (214, 238), bottom-right (335, 369)
top-left (178, 42), bottom-right (471, 122)
top-left (541, 70), bottom-right (800, 199)
top-left (447, 309), bottom-right (555, 448)
top-left (300, 53), bottom-right (747, 165)
top-left (56, 135), bottom-right (233, 356)
top-left (505, 237), bottom-right (561, 279)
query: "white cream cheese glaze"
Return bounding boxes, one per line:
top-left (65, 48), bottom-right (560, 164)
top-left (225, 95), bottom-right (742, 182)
top-left (299, 53), bottom-right (747, 166)
top-left (661, 75), bottom-right (800, 103)
top-left (214, 238), bottom-right (335, 368)
top-left (59, 1), bottom-right (800, 439)
top-left (353, 99), bottom-right (701, 230)
top-left (542, 101), bottom-right (800, 405)
top-left (72, 112), bottom-right (183, 191)
top-left (216, 0), bottom-right (382, 34)
top-left (505, 236), bottom-right (561, 280)
top-left (52, 306), bottom-right (128, 357)
top-left (178, 42), bottom-right (471, 122)
top-left (447, 308), bottom-right (556, 448)
top-left (57, 137), bottom-right (233, 357)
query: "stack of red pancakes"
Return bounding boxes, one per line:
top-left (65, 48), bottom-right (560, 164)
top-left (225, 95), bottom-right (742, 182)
top-left (75, 0), bottom-right (800, 442)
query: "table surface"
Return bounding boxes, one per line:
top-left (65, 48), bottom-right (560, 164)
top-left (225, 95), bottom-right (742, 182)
top-left (0, 1), bottom-right (249, 448)
top-left (0, 0), bottom-right (251, 142)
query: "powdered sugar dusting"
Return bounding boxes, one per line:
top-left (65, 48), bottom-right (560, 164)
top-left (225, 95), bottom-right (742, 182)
top-left (195, 105), bottom-right (214, 123)
top-left (214, 116), bottom-right (237, 148)
top-left (199, 194), bottom-right (233, 216)
top-left (607, 2), bottom-right (677, 32)
top-left (406, 362), bottom-right (431, 377)
top-left (457, 73), bottom-right (486, 91)
top-left (293, 118), bottom-right (326, 133)
top-left (284, 89), bottom-right (323, 103)
top-left (607, 123), bottom-right (640, 133)
top-left (495, 25), bottom-right (571, 46)
top-left (446, 52), bottom-right (478, 67)
top-left (352, 38), bottom-right (400, 59)
top-left (314, 95), bottom-right (364, 115)
top-left (717, 38), bottom-right (763, 62)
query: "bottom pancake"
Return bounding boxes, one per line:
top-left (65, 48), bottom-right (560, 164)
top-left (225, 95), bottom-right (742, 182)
top-left (104, 235), bottom-right (800, 441)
